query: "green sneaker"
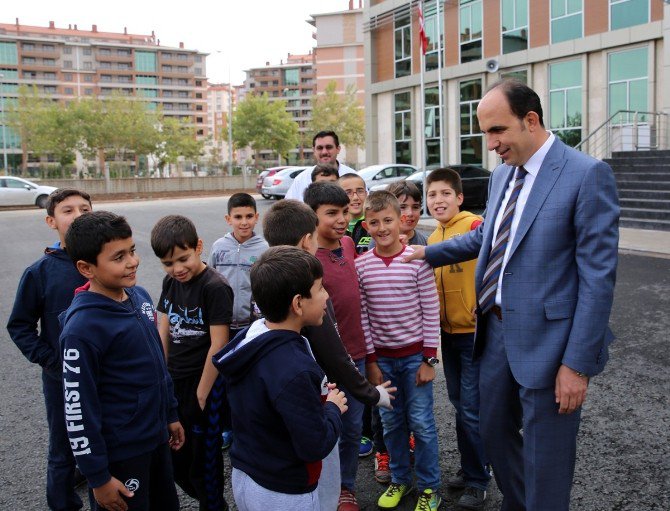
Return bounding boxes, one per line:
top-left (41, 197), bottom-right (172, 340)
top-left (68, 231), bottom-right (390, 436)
top-left (414, 489), bottom-right (441, 511)
top-left (378, 483), bottom-right (412, 509)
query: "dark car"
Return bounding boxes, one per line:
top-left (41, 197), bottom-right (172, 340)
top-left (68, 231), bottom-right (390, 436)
top-left (405, 165), bottom-right (490, 209)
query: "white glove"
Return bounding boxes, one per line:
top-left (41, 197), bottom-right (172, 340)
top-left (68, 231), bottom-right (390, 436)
top-left (375, 384), bottom-right (393, 410)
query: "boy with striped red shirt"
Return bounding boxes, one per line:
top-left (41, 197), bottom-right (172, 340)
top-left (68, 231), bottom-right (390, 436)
top-left (355, 191), bottom-right (442, 511)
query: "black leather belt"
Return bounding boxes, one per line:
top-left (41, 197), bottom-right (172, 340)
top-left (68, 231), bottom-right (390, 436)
top-left (491, 305), bottom-right (502, 321)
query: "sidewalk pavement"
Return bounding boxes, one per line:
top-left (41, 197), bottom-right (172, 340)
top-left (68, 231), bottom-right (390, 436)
top-left (416, 218), bottom-right (670, 258)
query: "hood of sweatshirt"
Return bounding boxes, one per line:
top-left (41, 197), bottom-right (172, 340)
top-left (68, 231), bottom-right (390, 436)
top-left (213, 319), bottom-right (309, 384)
top-left (439, 210), bottom-right (481, 230)
top-left (218, 232), bottom-right (267, 254)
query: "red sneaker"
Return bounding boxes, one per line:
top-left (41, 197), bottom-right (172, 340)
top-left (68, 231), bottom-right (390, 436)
top-left (374, 451), bottom-right (391, 484)
top-left (337, 488), bottom-right (360, 511)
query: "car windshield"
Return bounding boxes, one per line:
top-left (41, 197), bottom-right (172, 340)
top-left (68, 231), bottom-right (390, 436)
top-left (407, 170), bottom-right (433, 182)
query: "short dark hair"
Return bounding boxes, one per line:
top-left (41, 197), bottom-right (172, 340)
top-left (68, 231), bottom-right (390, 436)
top-left (251, 246), bottom-right (323, 323)
top-left (150, 215), bottom-right (199, 259)
top-left (65, 211), bottom-right (132, 265)
top-left (426, 168), bottom-right (463, 195)
top-left (311, 163), bottom-right (339, 182)
top-left (263, 200), bottom-right (318, 247)
top-left (46, 188), bottom-right (92, 217)
top-left (338, 173), bottom-right (365, 188)
top-left (303, 182), bottom-right (350, 211)
top-left (364, 190), bottom-right (401, 216)
top-left (227, 192), bottom-right (257, 214)
top-left (312, 130), bottom-right (340, 147)
top-left (488, 79), bottom-right (544, 127)
top-left (386, 180), bottom-right (422, 204)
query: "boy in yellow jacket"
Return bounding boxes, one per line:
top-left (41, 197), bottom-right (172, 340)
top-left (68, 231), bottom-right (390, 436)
top-left (425, 168), bottom-right (489, 510)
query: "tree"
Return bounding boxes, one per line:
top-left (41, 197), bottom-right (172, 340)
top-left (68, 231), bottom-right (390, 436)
top-left (232, 93), bottom-right (299, 166)
top-left (155, 117), bottom-right (204, 174)
top-left (309, 81), bottom-right (365, 148)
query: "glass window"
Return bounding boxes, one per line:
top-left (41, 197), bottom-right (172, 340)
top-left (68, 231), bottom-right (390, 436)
top-left (63, 47), bottom-right (72, 55)
top-left (136, 76), bottom-right (157, 85)
top-left (549, 59), bottom-right (583, 146)
top-left (551, 0), bottom-right (582, 43)
top-left (425, 86), bottom-right (441, 168)
top-left (83, 48), bottom-right (92, 56)
top-left (500, 69), bottom-right (528, 83)
top-left (0, 69), bottom-right (18, 93)
top-left (394, 12), bottom-right (412, 78)
top-left (610, 0), bottom-right (649, 31)
top-left (424, 1), bottom-right (444, 72)
top-left (395, 92), bottom-right (412, 164)
top-left (283, 68), bottom-right (299, 86)
top-left (459, 79), bottom-right (483, 165)
top-left (608, 47), bottom-right (648, 123)
top-left (135, 51), bottom-right (157, 72)
top-left (501, 0), bottom-right (528, 54)
top-left (460, 0), bottom-right (483, 63)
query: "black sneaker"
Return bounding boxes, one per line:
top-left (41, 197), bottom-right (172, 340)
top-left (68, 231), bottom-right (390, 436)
top-left (446, 469), bottom-right (466, 490)
top-left (458, 487), bottom-right (486, 510)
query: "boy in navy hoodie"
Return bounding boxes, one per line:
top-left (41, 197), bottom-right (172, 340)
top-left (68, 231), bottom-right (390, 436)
top-left (7, 188), bottom-right (91, 511)
top-left (214, 246), bottom-right (348, 511)
top-left (60, 211), bottom-right (184, 511)
top-left (151, 215), bottom-right (233, 511)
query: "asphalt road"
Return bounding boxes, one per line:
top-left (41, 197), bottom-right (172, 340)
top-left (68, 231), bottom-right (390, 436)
top-left (1, 195), bottom-right (668, 510)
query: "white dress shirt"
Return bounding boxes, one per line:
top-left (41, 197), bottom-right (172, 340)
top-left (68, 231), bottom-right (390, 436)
top-left (491, 132), bottom-right (555, 305)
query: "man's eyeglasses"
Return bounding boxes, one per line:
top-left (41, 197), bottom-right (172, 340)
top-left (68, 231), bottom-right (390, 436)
top-left (344, 188), bottom-right (367, 198)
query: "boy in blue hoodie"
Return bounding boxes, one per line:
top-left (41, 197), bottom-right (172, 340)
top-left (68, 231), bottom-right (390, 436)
top-left (214, 246), bottom-right (348, 511)
top-left (7, 188), bottom-right (91, 511)
top-left (151, 215), bottom-right (233, 511)
top-left (60, 211), bottom-right (184, 511)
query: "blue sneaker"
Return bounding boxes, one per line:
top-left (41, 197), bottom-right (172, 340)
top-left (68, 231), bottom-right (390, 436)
top-left (222, 430), bottom-right (233, 450)
top-left (359, 436), bottom-right (373, 457)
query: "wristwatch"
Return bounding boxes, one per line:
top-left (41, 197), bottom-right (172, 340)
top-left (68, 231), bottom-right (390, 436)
top-left (422, 356), bottom-right (440, 367)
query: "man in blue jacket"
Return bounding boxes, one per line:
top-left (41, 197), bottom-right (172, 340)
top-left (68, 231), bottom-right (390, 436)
top-left (60, 211), bottom-right (184, 511)
top-left (406, 80), bottom-right (619, 511)
top-left (7, 189), bottom-right (91, 511)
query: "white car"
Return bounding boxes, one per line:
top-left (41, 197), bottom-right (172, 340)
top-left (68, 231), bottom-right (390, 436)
top-left (357, 164), bottom-right (418, 189)
top-left (0, 176), bottom-right (57, 208)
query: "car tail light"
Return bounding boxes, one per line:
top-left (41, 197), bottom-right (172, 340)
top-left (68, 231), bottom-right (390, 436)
top-left (272, 178), bottom-right (282, 185)
top-left (267, 170), bottom-right (277, 177)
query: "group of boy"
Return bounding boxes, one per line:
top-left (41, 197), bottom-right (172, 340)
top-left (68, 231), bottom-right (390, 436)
top-left (7, 160), bottom-right (489, 511)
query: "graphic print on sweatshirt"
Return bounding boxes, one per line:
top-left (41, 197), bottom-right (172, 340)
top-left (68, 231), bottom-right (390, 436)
top-left (162, 298), bottom-right (206, 343)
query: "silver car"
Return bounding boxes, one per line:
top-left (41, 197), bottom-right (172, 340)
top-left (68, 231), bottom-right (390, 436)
top-left (0, 176), bottom-right (57, 208)
top-left (357, 164), bottom-right (418, 189)
top-left (261, 166), bottom-right (308, 199)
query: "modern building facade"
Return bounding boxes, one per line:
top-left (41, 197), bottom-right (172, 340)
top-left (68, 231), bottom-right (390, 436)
top-left (309, 0), bottom-right (367, 165)
top-left (242, 53), bottom-right (316, 165)
top-left (364, 0), bottom-right (670, 171)
top-left (0, 19), bottom-right (208, 169)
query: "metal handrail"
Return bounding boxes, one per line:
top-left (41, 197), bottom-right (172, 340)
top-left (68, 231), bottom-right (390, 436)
top-left (574, 110), bottom-right (670, 160)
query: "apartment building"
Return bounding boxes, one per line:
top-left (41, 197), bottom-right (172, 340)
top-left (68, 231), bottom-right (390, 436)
top-left (0, 19), bottom-right (208, 168)
top-left (206, 82), bottom-right (237, 167)
top-left (309, 0), bottom-right (366, 165)
top-left (242, 53), bottom-right (316, 165)
top-left (364, 0), bottom-right (670, 171)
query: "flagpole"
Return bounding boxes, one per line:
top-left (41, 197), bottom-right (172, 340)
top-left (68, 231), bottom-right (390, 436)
top-left (418, 0), bottom-right (429, 217)
top-left (436, 0), bottom-right (445, 167)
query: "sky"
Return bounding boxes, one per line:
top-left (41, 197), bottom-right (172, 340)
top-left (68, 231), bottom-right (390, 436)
top-left (7, 0), bottom-right (355, 85)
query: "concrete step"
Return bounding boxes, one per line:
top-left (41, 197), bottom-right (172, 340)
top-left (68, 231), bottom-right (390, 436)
top-left (616, 180), bottom-right (670, 191)
top-left (620, 217), bottom-right (670, 232)
top-left (611, 150), bottom-right (670, 158)
top-left (617, 189), bottom-right (670, 200)
top-left (620, 207), bottom-right (670, 220)
top-left (609, 163), bottom-right (670, 172)
top-left (619, 198), bottom-right (670, 210)
top-left (613, 172), bottom-right (670, 182)
top-left (606, 158), bottom-right (670, 167)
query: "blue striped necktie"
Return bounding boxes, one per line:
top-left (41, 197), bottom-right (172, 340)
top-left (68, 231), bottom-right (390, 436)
top-left (479, 166), bottom-right (528, 315)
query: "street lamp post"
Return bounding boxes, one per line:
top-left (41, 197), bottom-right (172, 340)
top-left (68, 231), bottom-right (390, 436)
top-left (0, 73), bottom-right (8, 174)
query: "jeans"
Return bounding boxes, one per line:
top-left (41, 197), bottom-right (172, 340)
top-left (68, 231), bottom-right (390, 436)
top-left (377, 353), bottom-right (440, 491)
top-left (42, 371), bottom-right (83, 511)
top-left (441, 331), bottom-right (490, 491)
top-left (339, 358), bottom-right (366, 491)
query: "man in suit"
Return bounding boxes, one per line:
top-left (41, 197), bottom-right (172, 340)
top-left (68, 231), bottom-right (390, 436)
top-left (405, 80), bottom-right (619, 510)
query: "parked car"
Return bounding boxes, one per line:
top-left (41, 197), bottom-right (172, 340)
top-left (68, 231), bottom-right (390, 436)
top-left (357, 164), bottom-right (418, 189)
top-left (0, 176), bottom-right (57, 208)
top-left (370, 165), bottom-right (491, 209)
top-left (256, 166), bottom-right (288, 198)
top-left (261, 166), bottom-right (309, 199)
